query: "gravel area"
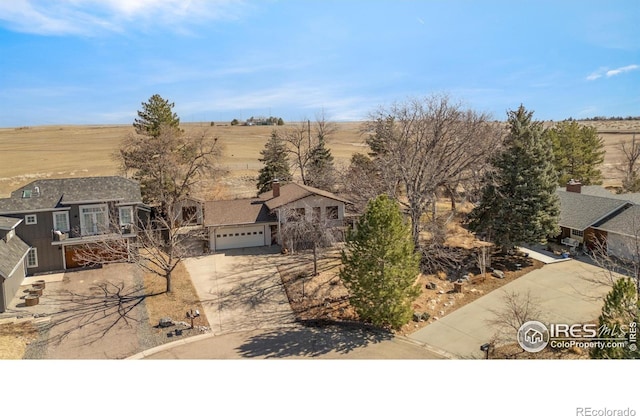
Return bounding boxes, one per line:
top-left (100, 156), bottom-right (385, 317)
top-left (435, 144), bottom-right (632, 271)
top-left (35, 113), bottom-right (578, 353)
top-left (8, 264), bottom-right (207, 359)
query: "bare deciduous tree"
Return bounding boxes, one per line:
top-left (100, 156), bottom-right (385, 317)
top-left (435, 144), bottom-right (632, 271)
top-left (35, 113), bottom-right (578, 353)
top-left (83, 117), bottom-right (222, 293)
top-left (74, 190), bottom-right (206, 294)
top-left (362, 94), bottom-right (503, 248)
top-left (486, 290), bottom-right (542, 346)
top-left (118, 124), bottom-right (222, 207)
top-left (617, 134), bottom-right (640, 193)
top-left (282, 112), bottom-right (338, 188)
top-left (279, 205), bottom-right (340, 277)
top-left (282, 120), bottom-right (313, 185)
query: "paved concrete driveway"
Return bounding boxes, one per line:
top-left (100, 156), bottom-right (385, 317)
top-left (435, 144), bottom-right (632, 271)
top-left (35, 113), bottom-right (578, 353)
top-left (410, 259), bottom-right (615, 358)
top-left (183, 247), bottom-right (296, 335)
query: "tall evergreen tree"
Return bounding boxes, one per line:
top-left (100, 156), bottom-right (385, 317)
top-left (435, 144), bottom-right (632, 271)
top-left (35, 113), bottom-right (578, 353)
top-left (546, 120), bottom-right (605, 185)
top-left (257, 130), bottom-right (292, 194)
top-left (306, 137), bottom-right (336, 191)
top-left (590, 277), bottom-right (640, 359)
top-left (468, 105), bottom-right (560, 251)
top-left (133, 94), bottom-right (181, 138)
top-left (340, 194), bottom-right (421, 330)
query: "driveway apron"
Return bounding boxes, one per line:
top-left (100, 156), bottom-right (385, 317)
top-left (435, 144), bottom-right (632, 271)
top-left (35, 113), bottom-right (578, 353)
top-left (183, 247), bottom-right (296, 335)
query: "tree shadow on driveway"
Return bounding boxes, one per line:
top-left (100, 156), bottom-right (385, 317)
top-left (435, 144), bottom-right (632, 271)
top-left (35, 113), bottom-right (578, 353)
top-left (235, 321), bottom-right (393, 358)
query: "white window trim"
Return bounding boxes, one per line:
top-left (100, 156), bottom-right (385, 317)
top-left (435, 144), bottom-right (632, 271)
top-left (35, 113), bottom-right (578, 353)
top-left (79, 204), bottom-right (109, 236)
top-left (118, 206), bottom-right (134, 226)
top-left (25, 214), bottom-right (37, 225)
top-left (27, 248), bottom-right (38, 268)
top-left (52, 211), bottom-right (70, 232)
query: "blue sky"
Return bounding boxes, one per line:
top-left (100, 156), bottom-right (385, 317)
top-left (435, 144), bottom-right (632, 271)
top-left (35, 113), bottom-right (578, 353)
top-left (0, 0), bottom-right (638, 127)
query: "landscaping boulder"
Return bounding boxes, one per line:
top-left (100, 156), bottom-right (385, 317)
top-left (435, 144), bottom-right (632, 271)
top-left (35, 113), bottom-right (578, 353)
top-left (492, 270), bottom-right (505, 279)
top-left (158, 317), bottom-right (174, 328)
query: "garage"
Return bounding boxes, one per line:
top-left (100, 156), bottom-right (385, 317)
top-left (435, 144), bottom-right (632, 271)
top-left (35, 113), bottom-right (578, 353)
top-left (211, 225), bottom-right (267, 250)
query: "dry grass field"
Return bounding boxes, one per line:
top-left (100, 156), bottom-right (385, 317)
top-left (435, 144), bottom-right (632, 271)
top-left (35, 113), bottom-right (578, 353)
top-left (0, 122), bottom-right (366, 198)
top-left (1, 120), bottom-right (638, 198)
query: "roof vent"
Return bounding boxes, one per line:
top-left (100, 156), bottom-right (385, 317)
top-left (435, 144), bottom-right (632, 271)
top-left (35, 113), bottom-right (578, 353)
top-left (33, 186), bottom-right (40, 196)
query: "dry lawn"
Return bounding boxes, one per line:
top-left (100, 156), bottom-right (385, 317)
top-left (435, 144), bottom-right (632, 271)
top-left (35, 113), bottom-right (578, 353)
top-left (142, 261), bottom-right (210, 329)
top-left (0, 321), bottom-right (39, 359)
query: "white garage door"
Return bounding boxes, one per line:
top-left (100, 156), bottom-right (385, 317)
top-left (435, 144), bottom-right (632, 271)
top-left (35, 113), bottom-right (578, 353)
top-left (212, 226), bottom-right (266, 250)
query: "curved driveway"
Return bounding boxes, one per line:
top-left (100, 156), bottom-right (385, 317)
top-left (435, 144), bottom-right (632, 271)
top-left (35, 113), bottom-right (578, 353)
top-left (409, 259), bottom-right (615, 358)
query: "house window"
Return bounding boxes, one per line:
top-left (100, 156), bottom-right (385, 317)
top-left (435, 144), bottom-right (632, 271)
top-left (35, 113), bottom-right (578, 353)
top-left (26, 248), bottom-right (38, 268)
top-left (53, 211), bottom-right (70, 232)
top-left (327, 206), bottom-right (339, 220)
top-left (119, 206), bottom-right (134, 226)
top-left (313, 207), bottom-right (321, 222)
top-left (25, 214), bottom-right (37, 225)
top-left (80, 204), bottom-right (109, 236)
top-left (571, 229), bottom-right (584, 237)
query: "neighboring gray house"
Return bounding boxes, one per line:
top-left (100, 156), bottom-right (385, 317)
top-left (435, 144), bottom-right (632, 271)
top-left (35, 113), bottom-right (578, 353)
top-left (0, 216), bottom-right (30, 312)
top-left (205, 181), bottom-right (351, 251)
top-left (0, 177), bottom-right (148, 275)
top-left (556, 180), bottom-right (640, 261)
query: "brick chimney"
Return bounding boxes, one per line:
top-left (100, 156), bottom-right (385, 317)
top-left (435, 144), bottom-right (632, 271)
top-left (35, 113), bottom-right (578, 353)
top-left (566, 179), bottom-right (582, 193)
top-left (272, 179), bottom-right (280, 198)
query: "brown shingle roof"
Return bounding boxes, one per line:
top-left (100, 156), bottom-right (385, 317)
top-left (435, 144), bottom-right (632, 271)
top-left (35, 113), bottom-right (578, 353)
top-left (0, 234), bottom-right (29, 279)
top-left (258, 183), bottom-right (351, 210)
top-left (204, 199), bottom-right (276, 227)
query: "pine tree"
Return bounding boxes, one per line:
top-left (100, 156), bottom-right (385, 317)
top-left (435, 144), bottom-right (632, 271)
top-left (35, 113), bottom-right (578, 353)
top-left (306, 137), bottom-right (336, 191)
top-left (133, 94), bottom-right (181, 138)
top-left (590, 277), bottom-right (640, 359)
top-left (468, 105), bottom-right (560, 251)
top-left (340, 195), bottom-right (421, 329)
top-left (546, 120), bottom-right (605, 185)
top-left (257, 130), bottom-right (293, 194)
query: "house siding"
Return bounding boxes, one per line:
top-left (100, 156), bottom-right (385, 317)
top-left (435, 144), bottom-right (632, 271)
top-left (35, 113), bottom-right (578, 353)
top-left (5, 212), bottom-right (63, 275)
top-left (1, 202), bottom-right (142, 275)
top-left (1, 261), bottom-right (26, 312)
top-left (279, 195), bottom-right (346, 226)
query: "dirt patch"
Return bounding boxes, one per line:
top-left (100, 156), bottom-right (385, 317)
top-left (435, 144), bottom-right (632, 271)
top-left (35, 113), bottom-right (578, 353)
top-left (489, 343), bottom-right (589, 359)
top-left (143, 261), bottom-right (210, 331)
top-left (0, 321), bottom-right (39, 359)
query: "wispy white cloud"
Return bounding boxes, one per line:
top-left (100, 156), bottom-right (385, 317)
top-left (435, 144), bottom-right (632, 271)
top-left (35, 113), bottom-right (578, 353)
top-left (177, 83), bottom-right (372, 122)
top-left (586, 64), bottom-right (639, 81)
top-left (606, 64), bottom-right (639, 77)
top-left (0, 0), bottom-right (248, 36)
